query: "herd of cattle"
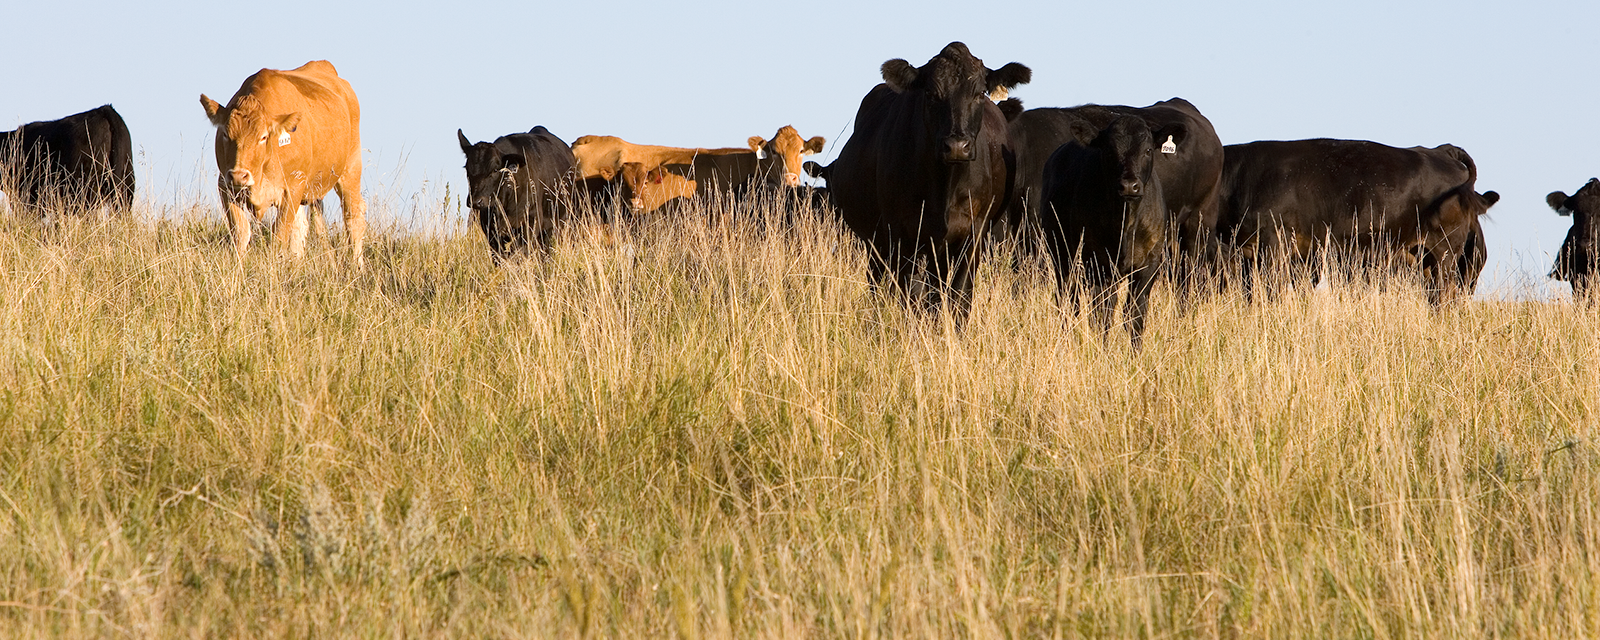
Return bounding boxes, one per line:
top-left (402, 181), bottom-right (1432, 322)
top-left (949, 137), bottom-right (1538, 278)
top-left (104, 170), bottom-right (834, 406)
top-left (2, 44), bottom-right (1597, 332)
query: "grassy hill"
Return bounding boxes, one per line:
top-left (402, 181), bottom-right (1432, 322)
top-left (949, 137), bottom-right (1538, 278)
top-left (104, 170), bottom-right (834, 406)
top-left (0, 195), bottom-right (1595, 638)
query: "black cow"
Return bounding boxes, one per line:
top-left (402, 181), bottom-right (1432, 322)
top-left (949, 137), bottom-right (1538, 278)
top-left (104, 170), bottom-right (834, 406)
top-left (826, 42), bottom-right (1030, 312)
top-left (1003, 98), bottom-right (1223, 266)
top-left (1041, 116), bottom-right (1183, 341)
top-left (1548, 178), bottom-right (1600, 299)
top-left (0, 105), bottom-right (134, 213)
top-left (457, 127), bottom-right (577, 261)
top-left (1217, 139), bottom-right (1499, 302)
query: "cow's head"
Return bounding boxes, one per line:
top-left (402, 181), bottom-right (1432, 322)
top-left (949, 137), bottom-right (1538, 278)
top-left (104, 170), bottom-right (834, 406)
top-left (747, 126), bottom-right (825, 187)
top-left (1090, 116), bottom-right (1187, 202)
top-left (619, 162), bottom-right (654, 212)
top-left (880, 42), bottom-right (1030, 163)
top-left (201, 93), bottom-right (300, 209)
top-left (1548, 178), bottom-right (1600, 293)
top-left (458, 129), bottom-right (529, 259)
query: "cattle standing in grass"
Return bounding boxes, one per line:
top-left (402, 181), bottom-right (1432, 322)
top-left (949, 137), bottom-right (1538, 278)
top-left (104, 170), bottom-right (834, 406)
top-left (1003, 98), bottom-right (1223, 265)
top-left (1548, 178), bottom-right (1600, 299)
top-left (571, 126), bottom-right (823, 200)
top-left (200, 60), bottom-right (365, 264)
top-left (1217, 139), bottom-right (1499, 302)
top-left (0, 104), bottom-right (134, 214)
top-left (826, 42), bottom-right (1030, 312)
top-left (1041, 116), bottom-right (1181, 341)
top-left (457, 127), bottom-right (577, 261)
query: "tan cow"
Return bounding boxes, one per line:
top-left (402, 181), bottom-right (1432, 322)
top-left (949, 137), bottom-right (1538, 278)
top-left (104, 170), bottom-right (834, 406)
top-left (571, 126), bottom-right (825, 195)
top-left (200, 60), bottom-right (365, 264)
top-left (618, 162), bottom-right (697, 214)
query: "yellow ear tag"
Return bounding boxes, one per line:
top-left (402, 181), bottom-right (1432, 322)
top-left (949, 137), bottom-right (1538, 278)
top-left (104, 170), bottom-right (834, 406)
top-left (278, 131), bottom-right (291, 147)
top-left (1161, 135), bottom-right (1176, 154)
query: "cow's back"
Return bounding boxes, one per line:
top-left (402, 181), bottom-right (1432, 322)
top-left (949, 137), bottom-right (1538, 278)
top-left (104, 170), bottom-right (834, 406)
top-left (498, 127), bottom-right (576, 237)
top-left (1220, 139), bottom-right (1472, 246)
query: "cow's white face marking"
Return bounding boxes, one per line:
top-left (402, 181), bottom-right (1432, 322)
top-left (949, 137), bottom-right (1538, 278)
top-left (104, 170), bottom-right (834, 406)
top-left (278, 131), bottom-right (291, 146)
top-left (1161, 135), bottom-right (1177, 155)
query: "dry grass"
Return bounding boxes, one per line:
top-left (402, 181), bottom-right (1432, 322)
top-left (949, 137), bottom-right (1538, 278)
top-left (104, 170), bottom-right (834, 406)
top-left (0, 191), bottom-right (1596, 638)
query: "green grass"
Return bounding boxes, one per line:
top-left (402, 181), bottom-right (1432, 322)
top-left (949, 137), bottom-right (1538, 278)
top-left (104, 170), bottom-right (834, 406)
top-left (0, 195), bottom-right (1595, 638)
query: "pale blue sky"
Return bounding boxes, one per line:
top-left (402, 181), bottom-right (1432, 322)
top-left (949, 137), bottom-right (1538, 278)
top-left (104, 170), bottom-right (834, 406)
top-left (3, 0), bottom-right (1593, 296)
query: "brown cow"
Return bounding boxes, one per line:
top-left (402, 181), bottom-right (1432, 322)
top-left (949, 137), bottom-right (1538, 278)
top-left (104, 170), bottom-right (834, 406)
top-left (619, 162), bottom-right (697, 214)
top-left (571, 126), bottom-right (824, 195)
top-left (199, 60), bottom-right (366, 264)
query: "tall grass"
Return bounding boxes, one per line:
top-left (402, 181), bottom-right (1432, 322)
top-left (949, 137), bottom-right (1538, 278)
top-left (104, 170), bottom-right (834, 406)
top-left (0, 191), bottom-right (1595, 638)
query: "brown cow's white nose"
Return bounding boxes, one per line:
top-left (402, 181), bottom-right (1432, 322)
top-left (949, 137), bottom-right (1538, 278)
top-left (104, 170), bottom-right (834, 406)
top-left (230, 169), bottom-right (254, 187)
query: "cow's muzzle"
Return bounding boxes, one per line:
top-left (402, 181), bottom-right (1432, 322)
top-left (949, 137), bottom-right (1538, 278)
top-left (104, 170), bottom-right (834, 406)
top-left (1120, 178), bottom-right (1143, 199)
top-left (943, 137), bottom-right (975, 163)
top-left (229, 169), bottom-right (255, 188)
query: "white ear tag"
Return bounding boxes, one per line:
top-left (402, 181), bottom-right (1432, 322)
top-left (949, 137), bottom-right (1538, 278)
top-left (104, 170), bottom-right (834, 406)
top-left (1161, 135), bottom-right (1176, 154)
top-left (278, 131), bottom-right (291, 147)
top-left (754, 147), bottom-right (766, 160)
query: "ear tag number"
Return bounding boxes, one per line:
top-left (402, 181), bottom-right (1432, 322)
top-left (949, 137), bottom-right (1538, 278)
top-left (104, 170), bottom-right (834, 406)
top-left (1161, 135), bottom-right (1176, 154)
top-left (278, 131), bottom-right (292, 147)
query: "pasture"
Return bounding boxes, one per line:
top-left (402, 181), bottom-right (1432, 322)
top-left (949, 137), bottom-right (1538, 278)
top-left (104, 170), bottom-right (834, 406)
top-left (0, 192), bottom-right (1596, 638)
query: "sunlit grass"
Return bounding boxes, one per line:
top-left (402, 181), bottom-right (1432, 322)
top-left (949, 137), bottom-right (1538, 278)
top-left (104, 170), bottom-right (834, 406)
top-left (0, 192), bottom-right (1595, 638)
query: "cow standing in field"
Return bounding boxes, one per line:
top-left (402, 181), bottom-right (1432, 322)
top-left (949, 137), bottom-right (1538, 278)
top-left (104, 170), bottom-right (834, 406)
top-left (1002, 97), bottom-right (1223, 265)
top-left (618, 162), bottom-right (697, 214)
top-left (826, 42), bottom-right (1030, 312)
top-left (200, 60), bottom-right (366, 264)
top-left (457, 127), bottom-right (577, 260)
top-left (1041, 116), bottom-right (1187, 341)
top-left (1547, 178), bottom-right (1600, 299)
top-left (0, 104), bottom-right (135, 214)
top-left (1217, 139), bottom-right (1499, 302)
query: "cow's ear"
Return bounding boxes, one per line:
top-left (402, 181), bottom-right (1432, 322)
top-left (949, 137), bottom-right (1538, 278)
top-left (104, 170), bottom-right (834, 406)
top-left (1482, 190), bottom-right (1500, 207)
top-left (200, 94), bottom-right (225, 125)
top-left (1068, 119), bottom-right (1100, 143)
top-left (987, 62), bottom-right (1032, 92)
top-left (748, 136), bottom-right (768, 159)
top-left (1549, 191), bottom-right (1572, 214)
top-left (458, 129), bottom-right (473, 154)
top-left (881, 59), bottom-right (917, 92)
top-left (997, 98), bottom-right (1024, 122)
top-left (803, 136), bottom-right (825, 155)
top-left (502, 154), bottom-right (524, 173)
top-left (277, 112), bottom-right (302, 133)
top-left (1154, 123), bottom-right (1189, 148)
top-left (803, 160), bottom-right (827, 179)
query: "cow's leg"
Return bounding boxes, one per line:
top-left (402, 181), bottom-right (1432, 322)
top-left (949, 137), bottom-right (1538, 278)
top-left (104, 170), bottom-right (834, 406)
top-left (288, 202), bottom-right (312, 258)
top-left (1124, 266), bottom-right (1157, 348)
top-left (307, 198), bottom-right (329, 246)
top-left (336, 163), bottom-right (367, 267)
top-left (943, 239), bottom-right (979, 322)
top-left (219, 177), bottom-right (252, 261)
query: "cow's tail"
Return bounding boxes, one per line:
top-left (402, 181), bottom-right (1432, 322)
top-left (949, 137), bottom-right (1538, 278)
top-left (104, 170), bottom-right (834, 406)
top-left (101, 105), bottom-right (136, 210)
top-left (1436, 144), bottom-right (1478, 189)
